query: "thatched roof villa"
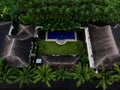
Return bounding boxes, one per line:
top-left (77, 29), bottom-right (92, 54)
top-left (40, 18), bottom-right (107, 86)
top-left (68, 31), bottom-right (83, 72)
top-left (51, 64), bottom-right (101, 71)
top-left (85, 24), bottom-right (120, 69)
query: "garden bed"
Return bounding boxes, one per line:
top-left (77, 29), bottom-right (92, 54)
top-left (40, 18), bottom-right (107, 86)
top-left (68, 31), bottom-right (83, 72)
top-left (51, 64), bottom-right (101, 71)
top-left (38, 40), bottom-right (84, 55)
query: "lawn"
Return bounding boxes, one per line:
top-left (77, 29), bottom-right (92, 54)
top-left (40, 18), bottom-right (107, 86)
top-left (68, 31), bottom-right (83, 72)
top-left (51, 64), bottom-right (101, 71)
top-left (38, 40), bottom-right (84, 55)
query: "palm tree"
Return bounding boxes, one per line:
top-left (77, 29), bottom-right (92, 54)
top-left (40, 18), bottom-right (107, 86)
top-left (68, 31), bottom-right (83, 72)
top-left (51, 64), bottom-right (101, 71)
top-left (113, 64), bottom-right (120, 81)
top-left (14, 66), bottom-right (35, 88)
top-left (72, 63), bottom-right (95, 87)
top-left (0, 58), bottom-right (17, 84)
top-left (55, 67), bottom-right (72, 81)
top-left (34, 65), bottom-right (56, 87)
top-left (96, 66), bottom-right (116, 90)
top-left (0, 58), bottom-right (4, 73)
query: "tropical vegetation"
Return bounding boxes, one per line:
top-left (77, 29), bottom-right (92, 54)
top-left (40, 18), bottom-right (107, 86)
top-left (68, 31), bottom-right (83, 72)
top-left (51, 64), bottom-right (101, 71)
top-left (1, 58), bottom-right (120, 90)
top-left (14, 66), bottom-right (35, 88)
top-left (34, 65), bottom-right (56, 87)
top-left (55, 67), bottom-right (72, 81)
top-left (72, 63), bottom-right (95, 87)
top-left (1, 0), bottom-right (120, 90)
top-left (96, 66), bottom-right (117, 90)
top-left (0, 0), bottom-right (120, 30)
top-left (0, 59), bottom-right (16, 84)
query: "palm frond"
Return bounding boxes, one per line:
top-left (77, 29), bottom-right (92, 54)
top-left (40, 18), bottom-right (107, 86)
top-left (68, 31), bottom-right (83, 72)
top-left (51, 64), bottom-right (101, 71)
top-left (56, 67), bottom-right (72, 81)
top-left (96, 66), bottom-right (116, 90)
top-left (34, 65), bottom-right (56, 87)
top-left (14, 66), bottom-right (35, 88)
top-left (73, 63), bottom-right (96, 87)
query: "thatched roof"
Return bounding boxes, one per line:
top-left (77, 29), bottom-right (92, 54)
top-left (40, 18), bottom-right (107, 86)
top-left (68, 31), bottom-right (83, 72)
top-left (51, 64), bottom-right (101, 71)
top-left (17, 24), bottom-right (35, 40)
top-left (0, 21), bottom-right (12, 50)
top-left (42, 55), bottom-right (80, 66)
top-left (111, 24), bottom-right (120, 53)
top-left (0, 35), bottom-right (32, 67)
top-left (88, 24), bottom-right (120, 69)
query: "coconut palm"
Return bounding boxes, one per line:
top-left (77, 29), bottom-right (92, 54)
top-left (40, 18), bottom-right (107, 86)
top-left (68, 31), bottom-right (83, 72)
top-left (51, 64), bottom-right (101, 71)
top-left (34, 65), bottom-right (56, 87)
top-left (96, 66), bottom-right (116, 90)
top-left (0, 58), bottom-right (4, 72)
top-left (72, 63), bottom-right (95, 87)
top-left (55, 67), bottom-right (72, 81)
top-left (0, 58), bottom-right (17, 84)
top-left (14, 66), bottom-right (35, 88)
top-left (113, 64), bottom-right (120, 81)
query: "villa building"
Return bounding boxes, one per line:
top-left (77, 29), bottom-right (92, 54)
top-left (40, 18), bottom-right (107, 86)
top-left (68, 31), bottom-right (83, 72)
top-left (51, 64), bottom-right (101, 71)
top-left (85, 24), bottom-right (120, 69)
top-left (0, 22), bottom-right (36, 67)
top-left (1, 35), bottom-right (33, 67)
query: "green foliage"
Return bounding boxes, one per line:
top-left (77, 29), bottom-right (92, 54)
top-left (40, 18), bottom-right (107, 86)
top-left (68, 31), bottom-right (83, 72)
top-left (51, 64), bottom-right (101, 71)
top-left (0, 58), bottom-right (119, 89)
top-left (39, 40), bottom-right (84, 55)
top-left (1, 0), bottom-right (120, 30)
top-left (0, 58), bottom-right (17, 84)
top-left (0, 0), bottom-right (21, 21)
top-left (19, 15), bottom-right (34, 25)
top-left (0, 58), bottom-right (4, 71)
top-left (72, 63), bottom-right (95, 87)
top-left (96, 66), bottom-right (116, 90)
top-left (113, 64), bottom-right (120, 81)
top-left (34, 65), bottom-right (56, 87)
top-left (81, 55), bottom-right (88, 64)
top-left (55, 67), bottom-right (72, 81)
top-left (14, 66), bottom-right (35, 88)
top-left (0, 66), bottom-right (17, 84)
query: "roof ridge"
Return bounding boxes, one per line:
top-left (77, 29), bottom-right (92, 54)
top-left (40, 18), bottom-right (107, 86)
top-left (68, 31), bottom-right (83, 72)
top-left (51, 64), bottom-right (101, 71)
top-left (95, 55), bottom-right (108, 68)
top-left (0, 21), bottom-right (12, 26)
top-left (7, 38), bottom-right (15, 56)
top-left (16, 57), bottom-right (28, 67)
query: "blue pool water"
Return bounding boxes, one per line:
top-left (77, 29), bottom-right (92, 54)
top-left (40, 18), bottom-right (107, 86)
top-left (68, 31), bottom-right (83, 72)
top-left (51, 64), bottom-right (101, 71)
top-left (47, 31), bottom-right (75, 40)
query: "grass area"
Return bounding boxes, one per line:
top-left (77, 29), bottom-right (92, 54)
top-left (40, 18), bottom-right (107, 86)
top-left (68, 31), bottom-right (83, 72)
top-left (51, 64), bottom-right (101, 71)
top-left (38, 40), bottom-right (84, 55)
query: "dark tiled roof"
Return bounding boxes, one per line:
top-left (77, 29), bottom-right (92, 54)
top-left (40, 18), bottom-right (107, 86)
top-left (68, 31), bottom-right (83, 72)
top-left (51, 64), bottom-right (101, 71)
top-left (42, 55), bottom-right (80, 66)
top-left (111, 25), bottom-right (120, 53)
top-left (88, 24), bottom-right (120, 69)
top-left (0, 35), bottom-right (32, 67)
top-left (0, 21), bottom-right (12, 52)
top-left (17, 24), bottom-right (35, 39)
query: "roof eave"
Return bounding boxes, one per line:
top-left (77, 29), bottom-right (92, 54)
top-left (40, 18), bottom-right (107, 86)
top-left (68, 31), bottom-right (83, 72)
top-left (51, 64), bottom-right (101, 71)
top-left (85, 27), bottom-right (95, 68)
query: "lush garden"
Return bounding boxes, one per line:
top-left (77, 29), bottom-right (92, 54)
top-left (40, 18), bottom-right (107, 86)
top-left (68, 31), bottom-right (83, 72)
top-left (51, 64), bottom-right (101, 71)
top-left (0, 0), bottom-right (120, 30)
top-left (1, 58), bottom-right (120, 90)
top-left (1, 0), bottom-right (120, 90)
top-left (38, 40), bottom-right (84, 55)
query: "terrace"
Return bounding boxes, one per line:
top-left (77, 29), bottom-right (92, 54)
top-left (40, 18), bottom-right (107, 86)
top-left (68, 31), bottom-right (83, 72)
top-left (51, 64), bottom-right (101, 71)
top-left (37, 30), bottom-right (85, 66)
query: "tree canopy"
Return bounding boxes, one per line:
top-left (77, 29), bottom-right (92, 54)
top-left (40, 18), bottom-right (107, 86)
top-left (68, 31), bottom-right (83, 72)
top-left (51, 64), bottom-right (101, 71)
top-left (0, 0), bottom-right (120, 30)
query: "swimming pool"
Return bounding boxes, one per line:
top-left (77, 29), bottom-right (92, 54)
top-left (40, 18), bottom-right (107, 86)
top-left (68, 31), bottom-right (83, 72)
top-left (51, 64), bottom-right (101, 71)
top-left (46, 31), bottom-right (77, 45)
top-left (47, 31), bottom-right (75, 40)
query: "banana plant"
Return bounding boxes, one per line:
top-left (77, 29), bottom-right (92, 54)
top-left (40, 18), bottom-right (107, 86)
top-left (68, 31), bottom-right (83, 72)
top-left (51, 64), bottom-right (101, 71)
top-left (55, 67), bottom-right (72, 81)
top-left (113, 64), bottom-right (120, 81)
top-left (14, 66), bottom-right (35, 88)
top-left (96, 66), bottom-right (116, 90)
top-left (72, 63), bottom-right (95, 87)
top-left (0, 58), bottom-right (17, 84)
top-left (34, 65), bottom-right (56, 87)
